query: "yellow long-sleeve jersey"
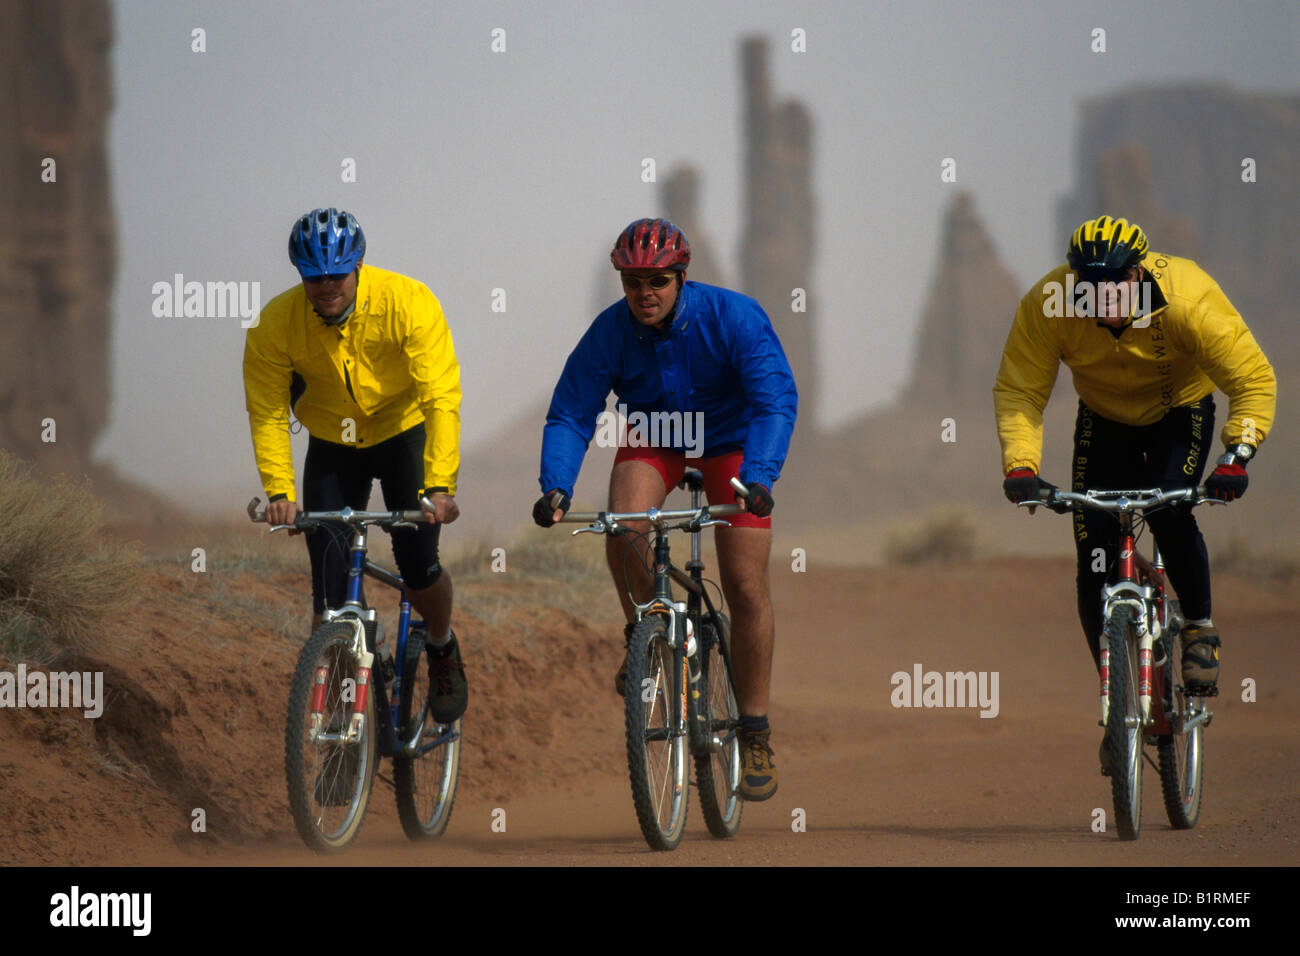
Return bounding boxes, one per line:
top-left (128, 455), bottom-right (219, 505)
top-left (243, 265), bottom-right (461, 500)
top-left (993, 253), bottom-right (1275, 474)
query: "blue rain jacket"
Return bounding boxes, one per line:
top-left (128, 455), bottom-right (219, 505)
top-left (539, 281), bottom-right (798, 495)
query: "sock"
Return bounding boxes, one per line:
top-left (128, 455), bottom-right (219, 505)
top-left (1187, 618), bottom-right (1214, 628)
top-left (739, 714), bottom-right (769, 736)
top-left (427, 628), bottom-right (453, 650)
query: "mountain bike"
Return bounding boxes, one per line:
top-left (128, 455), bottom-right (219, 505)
top-left (248, 498), bottom-right (461, 853)
top-left (559, 470), bottom-right (747, 850)
top-left (1021, 486), bottom-right (1223, 841)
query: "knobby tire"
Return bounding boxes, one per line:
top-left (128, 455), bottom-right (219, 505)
top-left (624, 615), bottom-right (688, 850)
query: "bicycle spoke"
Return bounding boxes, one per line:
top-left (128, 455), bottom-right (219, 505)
top-left (286, 623), bottom-right (376, 853)
top-left (394, 636), bottom-right (461, 840)
top-left (624, 619), bottom-right (688, 849)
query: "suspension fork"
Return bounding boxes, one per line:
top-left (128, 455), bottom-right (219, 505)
top-left (644, 528), bottom-right (687, 739)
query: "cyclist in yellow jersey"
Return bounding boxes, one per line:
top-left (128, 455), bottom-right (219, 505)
top-left (994, 216), bottom-right (1276, 773)
top-left (243, 208), bottom-right (468, 722)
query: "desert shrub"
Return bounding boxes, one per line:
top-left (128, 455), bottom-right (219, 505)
top-left (883, 506), bottom-right (977, 564)
top-left (0, 453), bottom-right (138, 660)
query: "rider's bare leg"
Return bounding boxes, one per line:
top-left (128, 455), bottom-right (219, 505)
top-left (605, 460), bottom-right (668, 622)
top-left (714, 525), bottom-right (774, 716)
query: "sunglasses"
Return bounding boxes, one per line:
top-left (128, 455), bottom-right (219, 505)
top-left (303, 273), bottom-right (352, 284)
top-left (1077, 268), bottom-right (1135, 285)
top-left (620, 272), bottom-right (677, 291)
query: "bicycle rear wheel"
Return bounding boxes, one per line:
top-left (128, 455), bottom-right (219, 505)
top-left (1104, 604), bottom-right (1143, 840)
top-left (394, 631), bottom-right (461, 839)
top-left (693, 611), bottom-right (742, 838)
top-left (624, 614), bottom-right (688, 850)
top-left (285, 621), bottom-right (377, 853)
top-left (1157, 624), bottom-right (1204, 829)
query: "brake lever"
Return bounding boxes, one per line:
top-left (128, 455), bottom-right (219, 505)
top-left (571, 518), bottom-right (610, 536)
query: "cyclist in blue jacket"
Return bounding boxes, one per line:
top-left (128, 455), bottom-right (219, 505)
top-left (532, 218), bottom-right (797, 801)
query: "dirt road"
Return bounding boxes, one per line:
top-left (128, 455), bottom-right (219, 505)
top-left (6, 558), bottom-right (1288, 868)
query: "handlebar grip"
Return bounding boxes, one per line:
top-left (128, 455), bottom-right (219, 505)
top-left (560, 512), bottom-right (603, 523)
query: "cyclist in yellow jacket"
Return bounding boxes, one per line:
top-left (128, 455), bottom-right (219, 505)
top-left (244, 208), bottom-right (468, 722)
top-left (994, 216), bottom-right (1276, 771)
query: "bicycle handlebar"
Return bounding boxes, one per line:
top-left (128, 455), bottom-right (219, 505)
top-left (560, 503), bottom-right (745, 524)
top-left (559, 476), bottom-right (749, 530)
top-left (246, 496), bottom-right (433, 530)
top-left (1017, 486), bottom-right (1222, 513)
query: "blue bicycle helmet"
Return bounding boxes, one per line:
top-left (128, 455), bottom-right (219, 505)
top-left (288, 208), bottom-right (366, 278)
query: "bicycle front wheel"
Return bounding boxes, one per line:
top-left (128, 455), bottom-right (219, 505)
top-left (1104, 604), bottom-right (1143, 841)
top-left (394, 635), bottom-right (461, 840)
top-left (285, 621), bottom-right (377, 853)
top-left (624, 615), bottom-right (688, 850)
top-left (1157, 624), bottom-right (1204, 829)
top-left (693, 612), bottom-right (742, 839)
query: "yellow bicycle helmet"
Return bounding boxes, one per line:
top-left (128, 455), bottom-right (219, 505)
top-left (1067, 215), bottom-right (1148, 278)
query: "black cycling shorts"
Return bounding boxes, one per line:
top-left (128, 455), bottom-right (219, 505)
top-left (302, 423), bottom-right (442, 614)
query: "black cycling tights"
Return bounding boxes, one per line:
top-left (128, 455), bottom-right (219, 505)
top-left (302, 424), bottom-right (442, 615)
top-left (1071, 395), bottom-right (1214, 669)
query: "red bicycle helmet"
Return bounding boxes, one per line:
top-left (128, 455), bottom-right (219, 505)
top-left (610, 218), bottom-right (691, 271)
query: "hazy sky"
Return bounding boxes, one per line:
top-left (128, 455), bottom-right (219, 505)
top-left (97, 0), bottom-right (1300, 510)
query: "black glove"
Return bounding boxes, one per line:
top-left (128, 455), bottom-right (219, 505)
top-left (532, 489), bottom-right (571, 527)
top-left (738, 483), bottom-right (774, 517)
top-left (1003, 468), bottom-right (1057, 506)
top-left (1205, 463), bottom-right (1248, 502)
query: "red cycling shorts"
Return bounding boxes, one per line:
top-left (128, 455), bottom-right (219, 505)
top-left (612, 444), bottom-right (770, 529)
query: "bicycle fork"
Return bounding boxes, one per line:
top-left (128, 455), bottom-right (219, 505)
top-left (308, 618), bottom-right (376, 745)
top-left (1100, 531), bottom-right (1160, 729)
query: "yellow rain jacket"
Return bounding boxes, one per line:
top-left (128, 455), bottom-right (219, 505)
top-left (244, 266), bottom-right (461, 500)
top-left (993, 253), bottom-right (1275, 474)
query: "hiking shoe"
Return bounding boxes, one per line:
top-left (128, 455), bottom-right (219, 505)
top-left (427, 632), bottom-right (468, 723)
top-left (614, 622), bottom-right (635, 697)
top-left (738, 728), bottom-right (779, 801)
top-left (1099, 736), bottom-right (1113, 777)
top-left (1181, 625), bottom-right (1221, 696)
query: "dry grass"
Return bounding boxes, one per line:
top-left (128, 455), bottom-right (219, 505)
top-left (883, 506), bottom-right (977, 564)
top-left (153, 524), bottom-right (305, 575)
top-left (450, 528), bottom-right (608, 583)
top-left (0, 453), bottom-right (140, 663)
